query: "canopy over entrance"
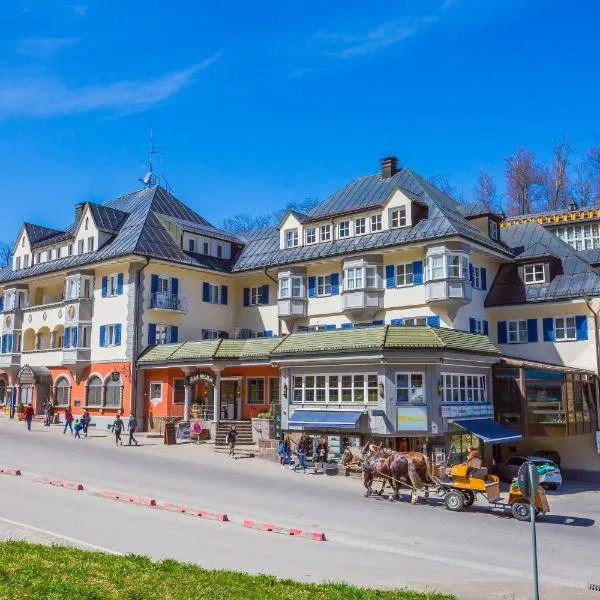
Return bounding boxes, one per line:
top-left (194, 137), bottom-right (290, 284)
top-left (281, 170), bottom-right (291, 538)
top-left (288, 410), bottom-right (363, 430)
top-left (453, 418), bottom-right (522, 444)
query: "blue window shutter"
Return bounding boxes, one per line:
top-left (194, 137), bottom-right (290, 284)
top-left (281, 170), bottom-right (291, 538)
top-left (469, 263), bottom-right (474, 286)
top-left (261, 284), bottom-right (269, 304)
top-left (0, 296), bottom-right (4, 312)
top-left (71, 327), bottom-right (78, 348)
top-left (497, 321), bottom-right (507, 344)
top-left (469, 317), bottom-right (476, 334)
top-left (170, 325), bottom-right (179, 344)
top-left (202, 282), bottom-right (210, 303)
top-left (114, 325), bottom-right (121, 346)
top-left (372, 320), bottom-right (384, 326)
top-left (101, 276), bottom-right (108, 298)
top-left (265, 330), bottom-right (273, 337)
top-left (99, 325), bottom-right (107, 347)
top-left (1, 335), bottom-right (5, 354)
top-left (323, 324), bottom-right (336, 330)
top-left (385, 265), bottom-right (396, 289)
top-left (330, 273), bottom-right (339, 295)
top-left (481, 268), bottom-right (487, 291)
top-left (390, 318), bottom-right (404, 326)
top-left (575, 316), bottom-right (588, 340)
top-left (243, 287), bottom-right (250, 306)
top-left (426, 315), bottom-right (440, 328)
top-left (117, 273), bottom-right (124, 295)
top-left (220, 285), bottom-right (228, 305)
top-left (171, 277), bottom-right (179, 297)
top-left (527, 319), bottom-right (538, 343)
top-left (201, 329), bottom-right (208, 340)
top-left (412, 261), bottom-right (423, 285)
top-left (308, 277), bottom-right (316, 298)
top-left (7, 335), bottom-right (12, 353)
top-left (542, 318), bottom-right (555, 342)
top-left (147, 324), bottom-right (156, 345)
top-left (63, 328), bottom-right (70, 349)
top-left (150, 274), bottom-right (159, 295)
top-left (483, 320), bottom-right (489, 336)
top-left (341, 323), bottom-right (353, 329)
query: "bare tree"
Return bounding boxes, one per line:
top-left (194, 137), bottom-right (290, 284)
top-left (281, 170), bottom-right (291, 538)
top-left (273, 196), bottom-right (320, 222)
top-left (504, 147), bottom-right (546, 215)
top-left (545, 136), bottom-right (571, 211)
top-left (221, 214), bottom-right (274, 235)
top-left (573, 161), bottom-right (594, 207)
top-left (587, 138), bottom-right (600, 202)
top-left (0, 241), bottom-right (11, 269)
top-left (472, 171), bottom-right (499, 212)
top-left (428, 174), bottom-right (463, 200)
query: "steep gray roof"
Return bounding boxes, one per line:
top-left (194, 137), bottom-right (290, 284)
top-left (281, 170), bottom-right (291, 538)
top-left (485, 222), bottom-right (600, 306)
top-left (24, 223), bottom-right (65, 248)
top-left (158, 214), bottom-right (241, 244)
top-left (233, 167), bottom-right (512, 272)
top-left (88, 203), bottom-right (129, 234)
top-left (577, 249), bottom-right (600, 265)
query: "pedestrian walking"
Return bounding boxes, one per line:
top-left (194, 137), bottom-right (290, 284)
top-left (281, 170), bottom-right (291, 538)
top-left (23, 403), bottom-right (34, 431)
top-left (63, 407), bottom-right (74, 434)
top-left (226, 425), bottom-right (237, 457)
top-left (73, 419), bottom-right (83, 439)
top-left (43, 400), bottom-right (53, 427)
top-left (112, 413), bottom-right (125, 446)
top-left (294, 434), bottom-right (308, 474)
top-left (314, 436), bottom-right (328, 474)
top-left (81, 409), bottom-right (91, 437)
top-left (127, 413), bottom-right (139, 446)
top-left (279, 435), bottom-right (292, 469)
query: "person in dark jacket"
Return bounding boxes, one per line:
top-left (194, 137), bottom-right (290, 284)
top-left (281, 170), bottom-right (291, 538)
top-left (23, 404), bottom-right (34, 431)
top-left (280, 436), bottom-right (292, 469)
top-left (294, 435), bottom-right (308, 474)
top-left (128, 413), bottom-right (139, 446)
top-left (226, 425), bottom-right (237, 457)
top-left (81, 409), bottom-right (91, 437)
top-left (112, 414), bottom-right (125, 446)
top-left (43, 400), bottom-right (53, 427)
top-left (314, 436), bottom-right (328, 474)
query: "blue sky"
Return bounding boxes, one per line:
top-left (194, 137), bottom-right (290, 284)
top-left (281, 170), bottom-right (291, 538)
top-left (1, 0), bottom-right (599, 236)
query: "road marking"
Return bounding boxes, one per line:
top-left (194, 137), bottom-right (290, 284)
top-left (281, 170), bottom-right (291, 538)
top-left (0, 516), bottom-right (124, 556)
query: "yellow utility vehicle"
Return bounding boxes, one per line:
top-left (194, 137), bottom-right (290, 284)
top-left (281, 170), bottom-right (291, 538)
top-left (437, 463), bottom-right (550, 521)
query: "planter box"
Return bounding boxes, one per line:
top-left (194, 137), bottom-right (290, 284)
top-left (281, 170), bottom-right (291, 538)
top-left (251, 418), bottom-right (273, 445)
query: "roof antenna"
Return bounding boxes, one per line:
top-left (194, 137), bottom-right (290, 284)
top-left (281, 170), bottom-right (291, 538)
top-left (140, 129), bottom-right (158, 188)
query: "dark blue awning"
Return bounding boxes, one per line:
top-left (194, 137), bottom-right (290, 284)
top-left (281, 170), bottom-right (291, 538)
top-left (288, 410), bottom-right (362, 430)
top-left (453, 418), bottom-right (522, 444)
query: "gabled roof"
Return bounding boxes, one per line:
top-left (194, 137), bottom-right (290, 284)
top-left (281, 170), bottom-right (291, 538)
top-left (485, 222), bottom-right (600, 306)
top-left (157, 213), bottom-right (241, 244)
top-left (458, 202), bottom-right (502, 219)
top-left (88, 203), bottom-right (129, 234)
top-left (232, 168), bottom-right (512, 272)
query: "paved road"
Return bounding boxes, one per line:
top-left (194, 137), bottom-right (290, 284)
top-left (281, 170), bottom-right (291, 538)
top-left (0, 418), bottom-right (598, 600)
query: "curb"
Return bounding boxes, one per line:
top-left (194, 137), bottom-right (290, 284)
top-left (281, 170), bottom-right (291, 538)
top-left (34, 476), bottom-right (84, 491)
top-left (97, 490), bottom-right (157, 506)
top-left (242, 519), bottom-right (326, 541)
top-left (158, 502), bottom-right (229, 521)
top-left (0, 466), bottom-right (22, 476)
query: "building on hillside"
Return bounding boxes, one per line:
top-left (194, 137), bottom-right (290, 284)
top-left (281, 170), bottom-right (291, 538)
top-left (2, 155), bottom-right (599, 479)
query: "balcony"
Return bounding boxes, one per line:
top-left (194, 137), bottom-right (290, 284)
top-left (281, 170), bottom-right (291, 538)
top-left (21, 349), bottom-right (63, 368)
top-left (150, 293), bottom-right (188, 313)
top-left (62, 346), bottom-right (92, 365)
top-left (425, 279), bottom-right (472, 305)
top-left (278, 298), bottom-right (307, 320)
top-left (342, 289), bottom-right (384, 320)
top-left (0, 352), bottom-right (20, 369)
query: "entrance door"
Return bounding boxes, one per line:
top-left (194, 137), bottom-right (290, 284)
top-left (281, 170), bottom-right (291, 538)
top-left (21, 385), bottom-right (33, 407)
top-left (220, 381), bottom-right (238, 420)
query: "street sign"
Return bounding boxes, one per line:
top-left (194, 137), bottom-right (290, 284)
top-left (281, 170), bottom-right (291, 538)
top-left (177, 421), bottom-right (191, 442)
top-left (164, 422), bottom-right (177, 445)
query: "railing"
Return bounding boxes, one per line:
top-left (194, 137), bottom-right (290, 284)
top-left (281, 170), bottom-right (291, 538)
top-left (150, 293), bottom-right (187, 312)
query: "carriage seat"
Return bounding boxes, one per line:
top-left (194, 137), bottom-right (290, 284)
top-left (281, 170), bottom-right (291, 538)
top-left (468, 467), bottom-right (488, 480)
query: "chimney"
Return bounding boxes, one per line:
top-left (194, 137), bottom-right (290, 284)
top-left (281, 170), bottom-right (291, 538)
top-left (75, 202), bottom-right (85, 224)
top-left (380, 156), bottom-right (398, 179)
top-left (568, 201), bottom-right (578, 211)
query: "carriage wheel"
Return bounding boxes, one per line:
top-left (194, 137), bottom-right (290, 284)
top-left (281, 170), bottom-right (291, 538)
top-left (461, 490), bottom-right (475, 507)
top-left (444, 490), bottom-right (465, 512)
top-left (511, 500), bottom-right (532, 521)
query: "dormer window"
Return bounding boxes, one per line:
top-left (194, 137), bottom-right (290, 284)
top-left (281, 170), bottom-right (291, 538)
top-left (217, 244), bottom-right (223, 258)
top-left (21, 237), bottom-right (25, 247)
top-left (338, 221), bottom-right (351, 239)
top-left (85, 217), bottom-right (89, 231)
top-left (305, 227), bottom-right (317, 245)
top-left (524, 264), bottom-right (545, 284)
top-left (87, 237), bottom-right (95, 252)
top-left (355, 217), bottom-right (366, 235)
top-left (78, 240), bottom-right (84, 254)
top-left (15, 257), bottom-right (21, 270)
top-left (390, 206), bottom-right (407, 228)
top-left (203, 241), bottom-right (209, 254)
top-left (188, 239), bottom-right (195, 252)
top-left (371, 214), bottom-right (382, 232)
top-left (285, 229), bottom-right (299, 248)
top-left (489, 220), bottom-right (499, 240)
top-left (320, 224), bottom-right (331, 242)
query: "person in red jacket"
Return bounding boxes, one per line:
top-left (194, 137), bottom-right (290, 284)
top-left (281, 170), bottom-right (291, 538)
top-left (23, 404), bottom-right (34, 431)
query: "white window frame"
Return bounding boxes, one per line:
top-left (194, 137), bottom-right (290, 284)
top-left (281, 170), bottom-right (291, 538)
top-left (507, 319), bottom-right (528, 344)
top-left (105, 377), bottom-right (122, 409)
top-left (108, 273), bottom-right (120, 297)
top-left (23, 254), bottom-right (30, 267)
top-left (390, 206), bottom-right (407, 229)
top-left (15, 256), bottom-right (21, 270)
top-left (155, 324), bottom-right (169, 345)
top-left (395, 263), bottom-right (414, 287)
top-left (354, 217), bottom-right (366, 236)
top-left (206, 283), bottom-right (220, 304)
top-left (105, 324), bottom-right (119, 347)
top-left (320, 224), bottom-right (332, 242)
top-left (472, 266), bottom-right (481, 289)
top-left (204, 329), bottom-right (224, 340)
top-left (317, 275), bottom-right (331, 297)
top-left (203, 241), bottom-right (210, 255)
top-left (370, 214), bottom-right (382, 232)
top-left (489, 220), bottom-right (499, 240)
top-left (279, 277), bottom-right (302, 299)
top-left (250, 286), bottom-right (263, 306)
top-left (554, 316), bottom-right (577, 341)
top-left (338, 220), bottom-right (351, 239)
top-left (524, 264), bottom-right (545, 284)
top-left (402, 316), bottom-right (427, 327)
top-left (149, 382), bottom-right (162, 405)
top-left (442, 373), bottom-right (487, 403)
top-left (87, 237), bottom-right (95, 252)
top-left (54, 377), bottom-right (71, 407)
top-left (426, 255), bottom-right (445, 280)
top-left (217, 244), bottom-right (223, 258)
top-left (285, 229), bottom-right (299, 248)
top-left (344, 266), bottom-right (363, 290)
top-left (473, 318), bottom-right (485, 335)
top-left (305, 227), bottom-right (317, 245)
top-left (395, 372), bottom-right (425, 404)
top-left (292, 373), bottom-right (378, 404)
top-left (447, 254), bottom-right (469, 279)
top-left (188, 239), bottom-right (196, 252)
top-left (86, 375), bottom-right (103, 407)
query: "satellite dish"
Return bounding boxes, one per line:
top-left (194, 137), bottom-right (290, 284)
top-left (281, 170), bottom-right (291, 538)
top-left (142, 171), bottom-right (153, 185)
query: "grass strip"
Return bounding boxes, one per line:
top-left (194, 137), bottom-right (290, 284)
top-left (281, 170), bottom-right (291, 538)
top-left (0, 541), bottom-right (454, 600)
